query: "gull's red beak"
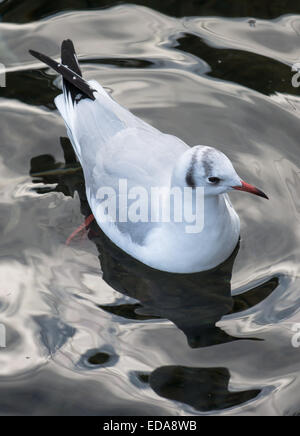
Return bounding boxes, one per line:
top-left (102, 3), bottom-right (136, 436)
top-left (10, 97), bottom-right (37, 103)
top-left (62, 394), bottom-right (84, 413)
top-left (232, 181), bottom-right (269, 199)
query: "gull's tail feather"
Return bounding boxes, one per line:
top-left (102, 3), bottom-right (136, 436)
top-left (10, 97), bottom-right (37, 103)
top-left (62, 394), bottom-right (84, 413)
top-left (29, 40), bottom-right (133, 165)
top-left (30, 40), bottom-right (99, 162)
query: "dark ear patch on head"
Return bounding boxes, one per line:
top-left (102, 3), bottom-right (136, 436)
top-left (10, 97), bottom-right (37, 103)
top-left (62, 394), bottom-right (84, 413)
top-left (186, 170), bottom-right (196, 188)
top-left (185, 148), bottom-right (198, 188)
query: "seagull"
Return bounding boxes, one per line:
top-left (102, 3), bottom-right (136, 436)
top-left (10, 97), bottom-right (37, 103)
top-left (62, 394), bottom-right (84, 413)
top-left (29, 40), bottom-right (268, 274)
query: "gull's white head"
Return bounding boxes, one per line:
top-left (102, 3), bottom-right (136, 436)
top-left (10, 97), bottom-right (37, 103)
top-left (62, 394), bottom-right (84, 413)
top-left (172, 145), bottom-right (268, 199)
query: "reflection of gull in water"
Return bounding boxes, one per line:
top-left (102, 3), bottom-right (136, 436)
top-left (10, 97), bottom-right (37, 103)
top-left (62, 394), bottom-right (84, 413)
top-left (29, 39), bottom-right (268, 273)
top-left (30, 137), bottom-right (278, 412)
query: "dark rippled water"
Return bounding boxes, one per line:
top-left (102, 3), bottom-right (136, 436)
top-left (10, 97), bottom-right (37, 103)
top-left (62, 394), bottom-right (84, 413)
top-left (1, 0), bottom-right (300, 416)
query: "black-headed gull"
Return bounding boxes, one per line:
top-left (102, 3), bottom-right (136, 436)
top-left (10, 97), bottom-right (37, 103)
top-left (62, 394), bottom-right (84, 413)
top-left (29, 40), bottom-right (268, 274)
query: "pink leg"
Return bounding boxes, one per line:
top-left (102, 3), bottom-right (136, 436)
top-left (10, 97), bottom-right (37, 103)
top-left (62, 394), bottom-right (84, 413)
top-left (66, 214), bottom-right (95, 246)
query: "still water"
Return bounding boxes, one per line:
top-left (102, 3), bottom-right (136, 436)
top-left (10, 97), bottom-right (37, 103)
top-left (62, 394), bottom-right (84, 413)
top-left (1, 0), bottom-right (300, 416)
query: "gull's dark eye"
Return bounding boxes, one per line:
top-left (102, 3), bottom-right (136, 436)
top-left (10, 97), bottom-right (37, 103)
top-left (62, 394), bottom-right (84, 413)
top-left (208, 177), bottom-right (221, 184)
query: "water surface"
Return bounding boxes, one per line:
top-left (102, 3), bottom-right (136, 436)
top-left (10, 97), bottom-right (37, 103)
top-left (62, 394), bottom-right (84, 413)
top-left (1, 0), bottom-right (300, 416)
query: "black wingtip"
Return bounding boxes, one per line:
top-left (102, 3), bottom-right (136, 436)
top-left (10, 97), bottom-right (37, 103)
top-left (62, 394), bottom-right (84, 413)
top-left (61, 39), bottom-right (82, 77)
top-left (29, 49), bottom-right (43, 61)
top-left (29, 46), bottom-right (96, 101)
top-left (62, 39), bottom-right (76, 52)
top-left (29, 49), bottom-right (59, 68)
